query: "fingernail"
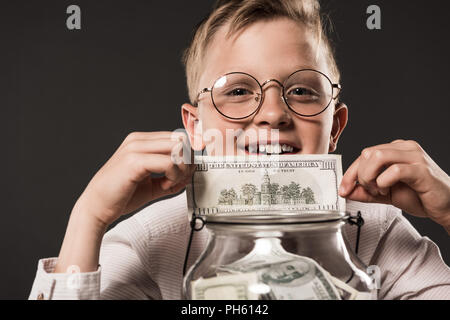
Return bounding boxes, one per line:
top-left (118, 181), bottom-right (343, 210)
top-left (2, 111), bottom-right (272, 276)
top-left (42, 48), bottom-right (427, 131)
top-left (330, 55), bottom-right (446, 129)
top-left (339, 185), bottom-right (346, 196)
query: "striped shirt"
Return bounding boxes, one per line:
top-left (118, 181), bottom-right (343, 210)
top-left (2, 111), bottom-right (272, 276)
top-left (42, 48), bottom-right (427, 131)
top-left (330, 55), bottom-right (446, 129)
top-left (28, 191), bottom-right (450, 300)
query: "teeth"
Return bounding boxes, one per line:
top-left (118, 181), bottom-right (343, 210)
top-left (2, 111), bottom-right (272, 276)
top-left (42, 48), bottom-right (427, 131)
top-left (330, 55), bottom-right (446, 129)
top-left (254, 143), bottom-right (294, 154)
top-left (274, 144), bottom-right (282, 153)
top-left (248, 145), bottom-right (258, 153)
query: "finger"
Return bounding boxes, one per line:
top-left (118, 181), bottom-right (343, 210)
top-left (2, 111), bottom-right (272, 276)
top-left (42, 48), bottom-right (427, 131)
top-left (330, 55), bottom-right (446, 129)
top-left (154, 163), bottom-right (196, 197)
top-left (127, 153), bottom-right (187, 185)
top-left (391, 139), bottom-right (423, 151)
top-left (119, 131), bottom-right (187, 151)
top-left (371, 166), bottom-right (429, 218)
top-left (124, 131), bottom-right (186, 142)
top-left (374, 163), bottom-right (433, 217)
top-left (340, 142), bottom-right (421, 197)
top-left (376, 163), bottom-right (427, 192)
top-left (358, 149), bottom-right (418, 196)
top-left (339, 156), bottom-right (361, 197)
top-left (359, 143), bottom-right (416, 160)
top-left (391, 139), bottom-right (406, 144)
top-left (170, 141), bottom-right (195, 166)
top-left (363, 139), bottom-right (422, 155)
top-left (123, 139), bottom-right (185, 155)
top-left (126, 170), bottom-right (194, 212)
top-left (345, 184), bottom-right (391, 205)
top-left (137, 176), bottom-right (190, 202)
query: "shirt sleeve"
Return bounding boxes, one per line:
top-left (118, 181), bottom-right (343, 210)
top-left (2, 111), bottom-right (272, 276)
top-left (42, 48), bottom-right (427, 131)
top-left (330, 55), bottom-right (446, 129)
top-left (28, 258), bottom-right (101, 300)
top-left (28, 214), bottom-right (160, 300)
top-left (372, 211), bottom-right (450, 300)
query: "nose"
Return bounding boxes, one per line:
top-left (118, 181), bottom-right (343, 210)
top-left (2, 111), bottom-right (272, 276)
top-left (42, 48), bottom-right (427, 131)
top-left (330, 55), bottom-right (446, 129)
top-left (252, 80), bottom-right (292, 129)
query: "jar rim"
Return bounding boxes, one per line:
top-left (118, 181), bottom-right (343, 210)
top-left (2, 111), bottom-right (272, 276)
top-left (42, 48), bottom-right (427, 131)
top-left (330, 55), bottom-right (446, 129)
top-left (204, 210), bottom-right (347, 225)
top-left (204, 218), bottom-right (347, 234)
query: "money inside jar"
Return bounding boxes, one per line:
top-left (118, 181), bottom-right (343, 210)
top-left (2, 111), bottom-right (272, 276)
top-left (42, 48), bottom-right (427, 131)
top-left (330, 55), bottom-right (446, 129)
top-left (192, 238), bottom-right (342, 300)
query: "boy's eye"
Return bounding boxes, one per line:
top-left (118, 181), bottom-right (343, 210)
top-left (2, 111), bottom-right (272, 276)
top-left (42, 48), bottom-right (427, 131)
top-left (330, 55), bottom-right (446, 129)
top-left (287, 87), bottom-right (317, 96)
top-left (226, 88), bottom-right (252, 96)
top-left (286, 86), bottom-right (321, 104)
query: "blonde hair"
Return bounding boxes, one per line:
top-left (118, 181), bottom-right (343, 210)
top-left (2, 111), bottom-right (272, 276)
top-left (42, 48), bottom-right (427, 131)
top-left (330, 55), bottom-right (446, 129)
top-left (181, 0), bottom-right (340, 104)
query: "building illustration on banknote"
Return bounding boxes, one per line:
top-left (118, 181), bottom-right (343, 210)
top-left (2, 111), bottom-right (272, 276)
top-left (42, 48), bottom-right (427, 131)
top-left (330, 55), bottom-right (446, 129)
top-left (187, 155), bottom-right (344, 215)
top-left (217, 169), bottom-right (316, 206)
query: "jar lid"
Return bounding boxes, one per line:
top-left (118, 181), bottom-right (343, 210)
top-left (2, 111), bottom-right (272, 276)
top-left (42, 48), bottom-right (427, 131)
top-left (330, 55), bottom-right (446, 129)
top-left (204, 210), bottom-right (347, 224)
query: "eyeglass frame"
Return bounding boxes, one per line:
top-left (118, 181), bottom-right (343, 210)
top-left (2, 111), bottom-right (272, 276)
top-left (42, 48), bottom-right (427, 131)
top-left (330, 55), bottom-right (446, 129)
top-left (193, 68), bottom-right (342, 120)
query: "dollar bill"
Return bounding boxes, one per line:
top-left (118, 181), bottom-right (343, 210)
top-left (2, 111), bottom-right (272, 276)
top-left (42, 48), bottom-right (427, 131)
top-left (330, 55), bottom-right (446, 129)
top-left (326, 274), bottom-right (375, 300)
top-left (216, 238), bottom-right (302, 272)
top-left (193, 238), bottom-right (340, 300)
top-left (191, 272), bottom-right (260, 300)
top-left (191, 259), bottom-right (340, 300)
top-left (186, 154), bottom-right (345, 217)
top-left (216, 238), bottom-right (341, 300)
top-left (260, 259), bottom-right (341, 300)
top-left (206, 238), bottom-right (374, 300)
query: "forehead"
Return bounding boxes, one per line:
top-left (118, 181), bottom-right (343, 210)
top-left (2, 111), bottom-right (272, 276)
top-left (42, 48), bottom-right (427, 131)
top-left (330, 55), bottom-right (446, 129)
top-left (199, 17), bottom-right (330, 87)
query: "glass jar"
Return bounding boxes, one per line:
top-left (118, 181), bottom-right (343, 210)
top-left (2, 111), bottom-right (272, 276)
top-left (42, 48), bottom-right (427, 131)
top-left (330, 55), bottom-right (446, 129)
top-left (182, 213), bottom-right (377, 300)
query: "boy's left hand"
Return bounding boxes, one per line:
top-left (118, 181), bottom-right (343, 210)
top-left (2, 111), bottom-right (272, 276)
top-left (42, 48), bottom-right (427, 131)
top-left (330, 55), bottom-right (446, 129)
top-left (339, 139), bottom-right (450, 233)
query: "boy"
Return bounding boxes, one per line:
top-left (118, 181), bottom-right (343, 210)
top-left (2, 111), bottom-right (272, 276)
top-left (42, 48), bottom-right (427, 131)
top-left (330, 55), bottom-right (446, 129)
top-left (29, 0), bottom-right (450, 299)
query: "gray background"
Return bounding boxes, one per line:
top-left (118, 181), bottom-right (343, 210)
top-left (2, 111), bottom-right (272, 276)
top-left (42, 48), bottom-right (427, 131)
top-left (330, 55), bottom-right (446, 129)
top-left (1, 0), bottom-right (449, 299)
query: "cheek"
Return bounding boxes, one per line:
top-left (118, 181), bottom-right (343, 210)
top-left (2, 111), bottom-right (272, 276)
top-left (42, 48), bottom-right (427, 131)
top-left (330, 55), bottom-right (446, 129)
top-left (295, 113), bottom-right (334, 154)
top-left (198, 104), bottom-right (247, 155)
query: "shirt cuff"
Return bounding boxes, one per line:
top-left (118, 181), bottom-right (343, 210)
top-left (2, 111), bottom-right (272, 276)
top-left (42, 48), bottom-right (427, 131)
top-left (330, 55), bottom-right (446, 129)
top-left (28, 257), bottom-right (101, 300)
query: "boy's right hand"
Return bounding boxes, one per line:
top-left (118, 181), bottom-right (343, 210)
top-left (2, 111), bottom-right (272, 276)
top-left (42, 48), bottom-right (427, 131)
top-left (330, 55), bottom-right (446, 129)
top-left (73, 131), bottom-right (195, 228)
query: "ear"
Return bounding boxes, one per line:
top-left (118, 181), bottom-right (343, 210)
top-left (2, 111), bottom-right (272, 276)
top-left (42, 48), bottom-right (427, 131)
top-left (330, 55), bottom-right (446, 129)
top-left (181, 103), bottom-right (205, 151)
top-left (328, 102), bottom-right (348, 153)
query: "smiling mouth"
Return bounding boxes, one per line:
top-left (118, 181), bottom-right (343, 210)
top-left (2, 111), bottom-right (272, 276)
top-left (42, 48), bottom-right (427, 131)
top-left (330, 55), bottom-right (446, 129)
top-left (243, 143), bottom-right (301, 155)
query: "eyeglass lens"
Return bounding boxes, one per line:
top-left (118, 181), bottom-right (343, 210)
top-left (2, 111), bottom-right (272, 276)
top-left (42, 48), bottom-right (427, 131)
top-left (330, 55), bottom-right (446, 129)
top-left (211, 70), bottom-right (334, 119)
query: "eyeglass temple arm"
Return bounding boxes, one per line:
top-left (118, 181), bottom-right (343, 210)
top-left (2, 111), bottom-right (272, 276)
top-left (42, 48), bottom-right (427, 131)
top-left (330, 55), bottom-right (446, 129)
top-left (332, 83), bottom-right (342, 99)
top-left (194, 88), bottom-right (212, 107)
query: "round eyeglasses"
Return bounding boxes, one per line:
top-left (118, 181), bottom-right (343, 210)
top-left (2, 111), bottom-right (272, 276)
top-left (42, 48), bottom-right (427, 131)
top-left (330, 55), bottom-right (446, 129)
top-left (194, 69), bottom-right (342, 120)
